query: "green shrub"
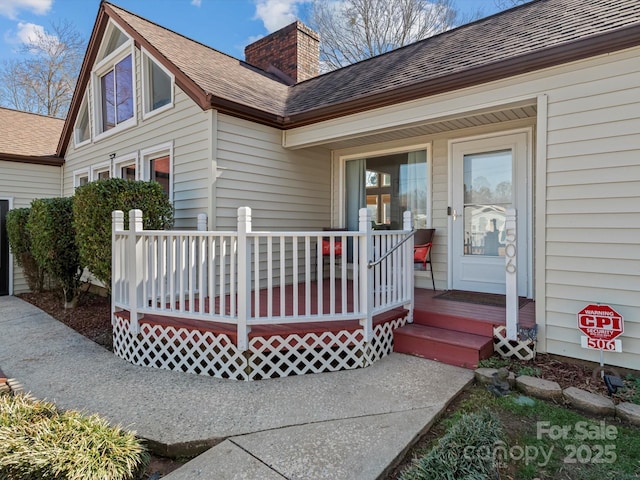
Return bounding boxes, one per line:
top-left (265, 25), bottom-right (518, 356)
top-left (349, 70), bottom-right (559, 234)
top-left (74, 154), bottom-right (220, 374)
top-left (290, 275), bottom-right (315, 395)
top-left (0, 394), bottom-right (148, 480)
top-left (5, 208), bottom-right (46, 292)
top-left (400, 409), bottom-right (504, 480)
top-left (73, 179), bottom-right (173, 291)
top-left (27, 197), bottom-right (82, 308)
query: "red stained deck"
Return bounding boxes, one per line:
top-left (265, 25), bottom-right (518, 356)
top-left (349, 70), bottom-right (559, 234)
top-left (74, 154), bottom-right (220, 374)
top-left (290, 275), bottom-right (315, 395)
top-left (118, 284), bottom-right (535, 346)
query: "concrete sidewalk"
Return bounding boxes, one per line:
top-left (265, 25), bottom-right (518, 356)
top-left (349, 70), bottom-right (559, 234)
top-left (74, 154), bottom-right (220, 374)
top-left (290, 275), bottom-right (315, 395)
top-left (0, 295), bottom-right (474, 479)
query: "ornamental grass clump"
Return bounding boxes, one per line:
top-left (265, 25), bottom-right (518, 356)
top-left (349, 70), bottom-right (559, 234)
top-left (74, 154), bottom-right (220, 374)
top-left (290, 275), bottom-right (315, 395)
top-left (400, 408), bottom-right (504, 480)
top-left (0, 394), bottom-right (148, 480)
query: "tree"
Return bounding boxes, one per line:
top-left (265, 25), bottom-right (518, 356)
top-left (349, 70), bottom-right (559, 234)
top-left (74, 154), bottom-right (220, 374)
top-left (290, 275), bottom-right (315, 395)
top-left (309, 0), bottom-right (464, 70)
top-left (494, 0), bottom-right (532, 8)
top-left (0, 21), bottom-right (85, 118)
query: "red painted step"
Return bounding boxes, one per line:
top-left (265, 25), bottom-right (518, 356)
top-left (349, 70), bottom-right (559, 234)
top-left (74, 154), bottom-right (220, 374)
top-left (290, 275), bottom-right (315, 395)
top-left (412, 309), bottom-right (496, 337)
top-left (393, 323), bottom-right (494, 369)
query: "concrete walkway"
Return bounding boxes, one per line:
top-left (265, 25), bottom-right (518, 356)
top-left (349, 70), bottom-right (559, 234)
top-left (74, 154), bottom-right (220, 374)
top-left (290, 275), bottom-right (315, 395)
top-left (0, 296), bottom-right (474, 479)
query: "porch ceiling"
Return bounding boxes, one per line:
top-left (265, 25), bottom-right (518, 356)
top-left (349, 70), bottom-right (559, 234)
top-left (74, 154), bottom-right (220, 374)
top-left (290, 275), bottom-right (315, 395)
top-left (319, 103), bottom-right (537, 151)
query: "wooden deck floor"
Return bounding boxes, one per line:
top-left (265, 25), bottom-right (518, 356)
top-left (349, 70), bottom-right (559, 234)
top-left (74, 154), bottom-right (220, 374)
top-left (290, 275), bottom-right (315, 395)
top-left (119, 285), bottom-right (535, 344)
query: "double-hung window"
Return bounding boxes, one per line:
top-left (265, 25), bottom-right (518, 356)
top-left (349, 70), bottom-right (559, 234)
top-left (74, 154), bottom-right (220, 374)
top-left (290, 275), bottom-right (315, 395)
top-left (99, 54), bottom-right (134, 132)
top-left (141, 142), bottom-right (173, 201)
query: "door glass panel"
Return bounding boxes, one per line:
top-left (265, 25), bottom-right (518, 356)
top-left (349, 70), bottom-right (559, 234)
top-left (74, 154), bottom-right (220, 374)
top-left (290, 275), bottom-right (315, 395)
top-left (463, 150), bottom-right (512, 257)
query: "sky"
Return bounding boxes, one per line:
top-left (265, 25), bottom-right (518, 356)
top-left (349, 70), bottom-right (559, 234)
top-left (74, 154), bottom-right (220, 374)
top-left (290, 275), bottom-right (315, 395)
top-left (0, 0), bottom-right (502, 62)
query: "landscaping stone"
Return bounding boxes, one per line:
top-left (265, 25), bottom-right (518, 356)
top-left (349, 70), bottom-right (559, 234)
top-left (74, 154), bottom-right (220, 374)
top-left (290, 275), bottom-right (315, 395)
top-left (616, 402), bottom-right (640, 426)
top-left (563, 387), bottom-right (615, 416)
top-left (474, 368), bottom-right (515, 386)
top-left (515, 375), bottom-right (562, 401)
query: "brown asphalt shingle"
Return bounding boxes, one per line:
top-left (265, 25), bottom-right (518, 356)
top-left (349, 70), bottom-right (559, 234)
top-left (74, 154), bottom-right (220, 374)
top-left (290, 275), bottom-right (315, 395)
top-left (0, 107), bottom-right (64, 158)
top-left (108, 4), bottom-right (290, 117)
top-left (108, 0), bottom-right (640, 120)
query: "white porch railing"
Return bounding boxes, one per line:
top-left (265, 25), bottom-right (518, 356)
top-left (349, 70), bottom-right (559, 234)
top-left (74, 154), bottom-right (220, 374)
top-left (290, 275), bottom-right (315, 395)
top-left (112, 207), bottom-right (414, 350)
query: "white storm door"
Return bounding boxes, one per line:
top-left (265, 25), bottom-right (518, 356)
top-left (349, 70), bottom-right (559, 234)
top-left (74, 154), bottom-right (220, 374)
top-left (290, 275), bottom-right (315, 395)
top-left (451, 133), bottom-right (528, 295)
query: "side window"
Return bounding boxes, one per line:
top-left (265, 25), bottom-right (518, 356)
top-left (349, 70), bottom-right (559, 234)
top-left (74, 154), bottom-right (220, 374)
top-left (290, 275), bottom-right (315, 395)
top-left (73, 169), bottom-right (90, 190)
top-left (74, 95), bottom-right (91, 146)
top-left (91, 161), bottom-right (111, 181)
top-left (113, 153), bottom-right (138, 181)
top-left (141, 142), bottom-right (173, 200)
top-left (142, 50), bottom-right (173, 117)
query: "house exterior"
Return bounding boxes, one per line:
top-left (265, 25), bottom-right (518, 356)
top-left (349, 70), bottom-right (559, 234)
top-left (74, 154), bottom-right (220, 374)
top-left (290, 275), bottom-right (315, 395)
top-left (0, 108), bottom-right (63, 295)
top-left (0, 0), bottom-right (631, 370)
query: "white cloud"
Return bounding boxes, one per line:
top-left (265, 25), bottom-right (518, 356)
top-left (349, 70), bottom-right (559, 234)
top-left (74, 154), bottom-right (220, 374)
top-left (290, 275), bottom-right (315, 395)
top-left (190, 0), bottom-right (202, 6)
top-left (0, 0), bottom-right (53, 19)
top-left (253, 0), bottom-right (308, 33)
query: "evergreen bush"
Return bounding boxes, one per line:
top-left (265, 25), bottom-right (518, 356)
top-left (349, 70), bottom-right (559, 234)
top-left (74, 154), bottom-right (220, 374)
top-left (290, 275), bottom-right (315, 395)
top-left (5, 208), bottom-right (46, 292)
top-left (73, 179), bottom-right (174, 291)
top-left (27, 198), bottom-right (82, 308)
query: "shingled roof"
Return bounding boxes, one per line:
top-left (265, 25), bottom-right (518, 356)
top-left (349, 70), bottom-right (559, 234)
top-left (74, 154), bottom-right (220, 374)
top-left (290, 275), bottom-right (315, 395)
top-left (0, 108), bottom-right (64, 166)
top-left (59, 0), bottom-right (640, 155)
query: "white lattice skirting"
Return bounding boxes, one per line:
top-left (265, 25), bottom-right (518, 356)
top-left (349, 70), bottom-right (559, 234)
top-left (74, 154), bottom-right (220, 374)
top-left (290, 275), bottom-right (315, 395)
top-left (112, 315), bottom-right (407, 381)
top-left (493, 325), bottom-right (537, 361)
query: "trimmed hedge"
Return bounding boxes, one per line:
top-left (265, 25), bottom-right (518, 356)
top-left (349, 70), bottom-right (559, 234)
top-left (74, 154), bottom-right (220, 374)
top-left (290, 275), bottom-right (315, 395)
top-left (0, 393), bottom-right (148, 480)
top-left (5, 208), bottom-right (46, 292)
top-left (27, 198), bottom-right (82, 308)
top-left (73, 179), bottom-right (173, 291)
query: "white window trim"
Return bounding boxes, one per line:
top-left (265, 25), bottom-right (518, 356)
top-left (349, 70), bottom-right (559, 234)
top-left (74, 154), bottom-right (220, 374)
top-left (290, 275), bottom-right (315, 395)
top-left (113, 152), bottom-right (139, 180)
top-left (73, 92), bottom-right (92, 148)
top-left (141, 47), bottom-right (175, 120)
top-left (141, 141), bottom-right (174, 202)
top-left (336, 141), bottom-right (433, 228)
top-left (1, 196), bottom-right (14, 295)
top-left (92, 40), bottom-right (137, 142)
top-left (90, 160), bottom-right (111, 180)
top-left (73, 168), bottom-right (90, 189)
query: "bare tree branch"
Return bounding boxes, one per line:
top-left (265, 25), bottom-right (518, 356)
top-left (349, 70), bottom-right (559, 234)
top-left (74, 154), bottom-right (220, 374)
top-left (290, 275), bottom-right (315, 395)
top-left (0, 20), bottom-right (85, 117)
top-left (309, 0), bottom-right (468, 71)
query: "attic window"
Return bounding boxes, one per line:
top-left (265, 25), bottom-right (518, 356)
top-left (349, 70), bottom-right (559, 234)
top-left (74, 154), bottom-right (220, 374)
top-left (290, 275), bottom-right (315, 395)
top-left (142, 51), bottom-right (173, 117)
top-left (74, 95), bottom-right (90, 146)
top-left (98, 22), bottom-right (129, 62)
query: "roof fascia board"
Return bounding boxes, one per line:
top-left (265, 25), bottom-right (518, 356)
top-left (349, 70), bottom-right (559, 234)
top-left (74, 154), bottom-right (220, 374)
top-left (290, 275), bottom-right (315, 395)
top-left (207, 95), bottom-right (285, 128)
top-left (57, 6), bottom-right (110, 157)
top-left (283, 22), bottom-right (640, 128)
top-left (1, 153), bottom-right (63, 166)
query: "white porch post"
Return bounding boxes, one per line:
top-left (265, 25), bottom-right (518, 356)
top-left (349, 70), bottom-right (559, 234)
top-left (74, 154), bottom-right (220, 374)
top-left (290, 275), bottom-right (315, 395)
top-left (403, 211), bottom-right (414, 323)
top-left (237, 207), bottom-right (252, 351)
top-left (359, 208), bottom-right (374, 341)
top-left (112, 210), bottom-right (124, 317)
top-left (505, 208), bottom-right (518, 340)
top-left (128, 209), bottom-right (144, 334)
top-left (197, 213), bottom-right (208, 315)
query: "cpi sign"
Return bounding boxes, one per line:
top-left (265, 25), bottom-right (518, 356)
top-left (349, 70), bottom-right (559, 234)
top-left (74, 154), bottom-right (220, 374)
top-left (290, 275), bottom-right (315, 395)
top-left (578, 304), bottom-right (623, 352)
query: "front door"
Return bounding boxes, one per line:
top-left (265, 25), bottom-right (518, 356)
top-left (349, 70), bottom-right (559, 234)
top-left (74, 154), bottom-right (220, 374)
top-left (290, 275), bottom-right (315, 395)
top-left (451, 132), bottom-right (529, 296)
top-left (0, 200), bottom-right (9, 296)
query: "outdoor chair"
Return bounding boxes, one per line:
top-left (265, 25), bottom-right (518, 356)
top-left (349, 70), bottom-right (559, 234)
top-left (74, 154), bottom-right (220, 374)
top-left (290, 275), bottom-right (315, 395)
top-left (315, 228), bottom-right (347, 276)
top-left (414, 228), bottom-right (435, 290)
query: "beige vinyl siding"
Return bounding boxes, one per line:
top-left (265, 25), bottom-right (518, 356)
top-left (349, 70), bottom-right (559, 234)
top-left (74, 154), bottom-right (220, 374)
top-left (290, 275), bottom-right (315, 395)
top-left (63, 48), bottom-right (210, 229)
top-left (215, 114), bottom-right (331, 230)
top-left (543, 48), bottom-right (640, 369)
top-left (0, 161), bottom-right (61, 293)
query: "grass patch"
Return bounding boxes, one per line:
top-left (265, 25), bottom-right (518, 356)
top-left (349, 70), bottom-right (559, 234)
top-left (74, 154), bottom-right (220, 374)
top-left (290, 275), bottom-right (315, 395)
top-left (0, 394), bottom-right (148, 480)
top-left (396, 387), bottom-right (640, 480)
top-left (400, 409), bottom-right (503, 480)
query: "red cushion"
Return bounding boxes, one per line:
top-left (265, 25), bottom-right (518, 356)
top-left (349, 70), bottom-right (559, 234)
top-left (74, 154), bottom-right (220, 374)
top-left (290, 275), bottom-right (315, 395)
top-left (414, 244), bottom-right (431, 262)
top-left (322, 239), bottom-right (342, 256)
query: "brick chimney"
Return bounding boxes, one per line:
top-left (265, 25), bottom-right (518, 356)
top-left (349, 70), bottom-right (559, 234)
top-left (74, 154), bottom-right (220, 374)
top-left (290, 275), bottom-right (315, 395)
top-left (245, 21), bottom-right (320, 84)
